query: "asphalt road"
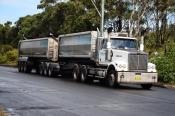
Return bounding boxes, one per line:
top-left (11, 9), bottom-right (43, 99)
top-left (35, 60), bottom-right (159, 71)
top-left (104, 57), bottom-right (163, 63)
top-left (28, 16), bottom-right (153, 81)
top-left (0, 66), bottom-right (175, 116)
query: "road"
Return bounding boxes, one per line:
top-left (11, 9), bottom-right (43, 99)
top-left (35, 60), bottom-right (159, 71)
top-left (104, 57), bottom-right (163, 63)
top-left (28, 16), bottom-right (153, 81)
top-left (0, 66), bottom-right (175, 116)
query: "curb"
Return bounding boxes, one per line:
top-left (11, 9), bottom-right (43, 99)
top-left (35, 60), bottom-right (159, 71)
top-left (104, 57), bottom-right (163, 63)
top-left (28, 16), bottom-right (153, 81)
top-left (153, 83), bottom-right (175, 89)
top-left (0, 64), bottom-right (17, 68)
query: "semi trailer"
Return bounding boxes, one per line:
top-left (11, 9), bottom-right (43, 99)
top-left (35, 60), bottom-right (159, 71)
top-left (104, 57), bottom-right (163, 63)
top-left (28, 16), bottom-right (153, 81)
top-left (18, 31), bottom-right (158, 89)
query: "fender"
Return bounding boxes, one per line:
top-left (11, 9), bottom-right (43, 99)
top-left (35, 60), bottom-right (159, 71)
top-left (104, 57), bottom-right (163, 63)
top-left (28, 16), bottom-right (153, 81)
top-left (107, 62), bottom-right (118, 73)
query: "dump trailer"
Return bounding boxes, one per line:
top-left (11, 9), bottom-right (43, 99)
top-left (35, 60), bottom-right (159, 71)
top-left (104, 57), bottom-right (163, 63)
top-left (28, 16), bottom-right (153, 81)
top-left (58, 31), bottom-right (158, 89)
top-left (59, 31), bottom-right (97, 63)
top-left (18, 37), bottom-right (59, 76)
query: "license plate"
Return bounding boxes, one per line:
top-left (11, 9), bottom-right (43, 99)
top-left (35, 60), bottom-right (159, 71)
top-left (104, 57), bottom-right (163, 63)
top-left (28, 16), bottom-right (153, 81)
top-left (135, 75), bottom-right (141, 80)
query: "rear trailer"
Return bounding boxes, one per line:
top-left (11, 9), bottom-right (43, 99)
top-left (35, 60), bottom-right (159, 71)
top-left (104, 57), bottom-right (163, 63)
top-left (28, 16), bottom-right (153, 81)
top-left (18, 37), bottom-right (59, 76)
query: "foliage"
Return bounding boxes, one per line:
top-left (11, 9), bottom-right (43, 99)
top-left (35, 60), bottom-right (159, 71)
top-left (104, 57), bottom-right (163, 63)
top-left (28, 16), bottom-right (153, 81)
top-left (0, 45), bottom-right (18, 65)
top-left (0, 44), bottom-right (13, 54)
top-left (6, 49), bottom-right (18, 65)
top-left (151, 44), bottom-right (175, 83)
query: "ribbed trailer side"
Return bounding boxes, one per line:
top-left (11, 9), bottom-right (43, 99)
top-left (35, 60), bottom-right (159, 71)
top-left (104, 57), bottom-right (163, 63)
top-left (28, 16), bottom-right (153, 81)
top-left (58, 31), bottom-right (97, 63)
top-left (19, 37), bottom-right (58, 62)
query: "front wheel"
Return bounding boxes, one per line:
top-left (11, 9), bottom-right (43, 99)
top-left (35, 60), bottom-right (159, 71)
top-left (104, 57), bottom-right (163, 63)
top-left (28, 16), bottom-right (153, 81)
top-left (107, 70), bottom-right (118, 88)
top-left (141, 84), bottom-right (152, 90)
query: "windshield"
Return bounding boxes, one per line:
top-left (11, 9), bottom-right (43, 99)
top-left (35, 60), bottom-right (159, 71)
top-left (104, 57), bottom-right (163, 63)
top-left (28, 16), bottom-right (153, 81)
top-left (111, 38), bottom-right (138, 50)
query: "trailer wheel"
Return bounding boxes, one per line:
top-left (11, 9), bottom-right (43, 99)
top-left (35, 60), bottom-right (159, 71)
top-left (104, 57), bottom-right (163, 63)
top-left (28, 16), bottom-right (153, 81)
top-left (39, 63), bottom-right (44, 75)
top-left (80, 66), bottom-right (92, 83)
top-left (44, 64), bottom-right (48, 76)
top-left (27, 67), bottom-right (32, 73)
top-left (72, 64), bottom-right (80, 82)
top-left (141, 84), bottom-right (152, 90)
top-left (107, 70), bottom-right (117, 88)
top-left (36, 67), bottom-right (40, 74)
top-left (18, 62), bottom-right (22, 72)
top-left (20, 62), bottom-right (24, 72)
top-left (80, 66), bottom-right (87, 83)
top-left (48, 66), bottom-right (53, 77)
top-left (24, 62), bottom-right (28, 73)
top-left (48, 67), bottom-right (52, 77)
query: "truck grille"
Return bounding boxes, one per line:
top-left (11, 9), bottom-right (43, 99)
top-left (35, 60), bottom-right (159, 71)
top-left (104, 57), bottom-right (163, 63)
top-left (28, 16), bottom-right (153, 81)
top-left (129, 54), bottom-right (147, 71)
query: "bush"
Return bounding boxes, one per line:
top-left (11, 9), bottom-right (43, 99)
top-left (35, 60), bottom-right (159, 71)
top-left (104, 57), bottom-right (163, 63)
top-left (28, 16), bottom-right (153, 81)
top-left (151, 44), bottom-right (175, 83)
top-left (6, 49), bottom-right (18, 65)
top-left (0, 54), bottom-right (7, 64)
top-left (0, 44), bottom-right (18, 65)
top-left (0, 44), bottom-right (13, 54)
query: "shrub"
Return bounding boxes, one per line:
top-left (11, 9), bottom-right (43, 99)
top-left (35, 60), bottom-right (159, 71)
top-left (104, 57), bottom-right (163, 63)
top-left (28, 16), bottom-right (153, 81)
top-left (0, 45), bottom-right (18, 65)
top-left (0, 44), bottom-right (13, 54)
top-left (6, 49), bottom-right (18, 65)
top-left (0, 54), bottom-right (7, 64)
top-left (151, 44), bottom-right (175, 83)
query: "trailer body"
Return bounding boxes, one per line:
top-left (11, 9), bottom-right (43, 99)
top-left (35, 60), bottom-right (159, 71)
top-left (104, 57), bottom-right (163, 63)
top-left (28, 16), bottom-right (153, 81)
top-left (19, 37), bottom-right (58, 62)
top-left (58, 31), bottom-right (98, 63)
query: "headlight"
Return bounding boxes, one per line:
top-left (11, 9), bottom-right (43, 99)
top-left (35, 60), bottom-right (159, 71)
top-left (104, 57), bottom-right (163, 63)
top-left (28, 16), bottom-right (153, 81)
top-left (148, 63), bottom-right (156, 72)
top-left (117, 63), bottom-right (127, 71)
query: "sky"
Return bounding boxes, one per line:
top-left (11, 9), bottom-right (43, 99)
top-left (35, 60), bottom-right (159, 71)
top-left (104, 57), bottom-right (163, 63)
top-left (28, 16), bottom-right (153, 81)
top-left (0, 0), bottom-right (42, 24)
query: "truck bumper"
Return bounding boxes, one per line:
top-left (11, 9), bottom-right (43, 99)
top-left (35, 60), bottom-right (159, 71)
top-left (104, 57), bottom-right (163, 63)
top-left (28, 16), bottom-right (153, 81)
top-left (117, 72), bottom-right (158, 84)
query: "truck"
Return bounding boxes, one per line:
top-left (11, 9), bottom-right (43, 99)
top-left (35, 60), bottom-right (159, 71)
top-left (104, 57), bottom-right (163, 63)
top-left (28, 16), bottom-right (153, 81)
top-left (18, 31), bottom-right (158, 89)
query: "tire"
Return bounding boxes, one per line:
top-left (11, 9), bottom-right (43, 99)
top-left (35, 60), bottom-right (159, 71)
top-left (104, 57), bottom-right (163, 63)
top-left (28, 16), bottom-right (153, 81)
top-left (23, 62), bottom-right (27, 73)
top-left (72, 64), bottom-right (80, 82)
top-left (107, 70), bottom-right (117, 88)
top-left (39, 63), bottom-right (44, 75)
top-left (48, 67), bottom-right (53, 77)
top-left (36, 67), bottom-right (40, 74)
top-left (20, 62), bottom-right (24, 72)
top-left (27, 67), bottom-right (32, 73)
top-left (80, 66), bottom-right (88, 83)
top-left (18, 62), bottom-right (21, 72)
top-left (141, 84), bottom-right (152, 90)
top-left (48, 66), bottom-right (57, 78)
top-left (44, 64), bottom-right (48, 76)
top-left (80, 66), bottom-right (92, 83)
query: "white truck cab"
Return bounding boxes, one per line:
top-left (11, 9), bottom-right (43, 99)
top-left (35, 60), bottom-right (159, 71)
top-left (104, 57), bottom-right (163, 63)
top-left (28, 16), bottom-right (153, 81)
top-left (98, 32), bottom-right (157, 89)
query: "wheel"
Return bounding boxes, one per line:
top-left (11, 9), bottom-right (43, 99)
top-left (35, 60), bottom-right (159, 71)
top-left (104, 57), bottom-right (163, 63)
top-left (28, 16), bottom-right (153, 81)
top-left (27, 67), bottom-right (32, 73)
top-left (48, 67), bottom-right (53, 77)
top-left (23, 62), bottom-right (27, 73)
top-left (107, 70), bottom-right (117, 88)
top-left (48, 66), bottom-right (57, 77)
top-left (36, 67), bottom-right (40, 74)
top-left (141, 84), bottom-right (152, 90)
top-left (20, 62), bottom-right (24, 72)
top-left (43, 64), bottom-right (48, 76)
top-left (18, 62), bottom-right (21, 72)
top-left (72, 64), bottom-right (80, 82)
top-left (80, 66), bottom-right (92, 83)
top-left (80, 66), bottom-right (88, 83)
top-left (39, 63), bottom-right (44, 75)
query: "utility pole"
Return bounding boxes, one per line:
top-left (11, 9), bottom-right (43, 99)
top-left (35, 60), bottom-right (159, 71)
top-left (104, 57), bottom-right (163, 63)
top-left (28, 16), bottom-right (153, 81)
top-left (101, 0), bottom-right (105, 37)
top-left (90, 0), bottom-right (105, 37)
